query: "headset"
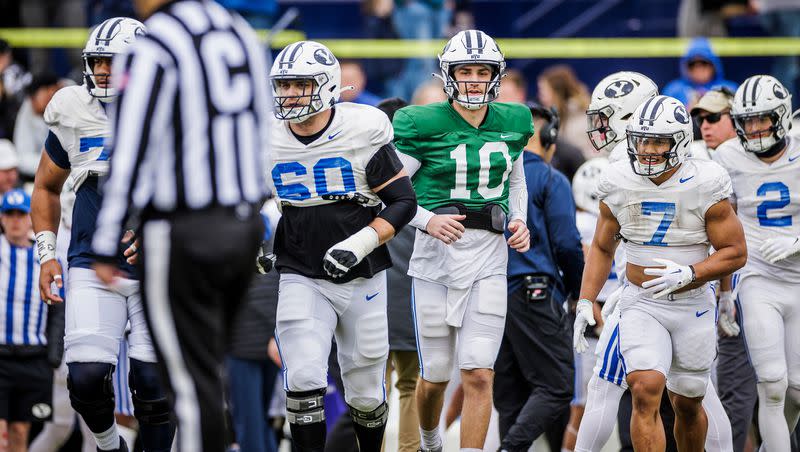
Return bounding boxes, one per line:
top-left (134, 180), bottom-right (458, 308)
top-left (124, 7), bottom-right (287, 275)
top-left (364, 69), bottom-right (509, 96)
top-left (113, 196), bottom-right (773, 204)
top-left (527, 101), bottom-right (560, 150)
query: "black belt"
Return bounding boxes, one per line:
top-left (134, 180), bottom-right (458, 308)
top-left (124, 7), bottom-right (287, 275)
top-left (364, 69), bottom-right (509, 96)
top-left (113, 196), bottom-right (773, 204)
top-left (432, 203), bottom-right (506, 234)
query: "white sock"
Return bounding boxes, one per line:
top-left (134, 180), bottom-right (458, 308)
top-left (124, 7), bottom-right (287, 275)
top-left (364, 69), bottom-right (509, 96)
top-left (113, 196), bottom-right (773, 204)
top-left (757, 381), bottom-right (790, 452)
top-left (117, 425), bottom-right (137, 451)
top-left (420, 427), bottom-right (442, 449)
top-left (574, 374), bottom-right (626, 452)
top-left (460, 449), bottom-right (482, 452)
top-left (702, 378), bottom-right (733, 452)
top-left (94, 424), bottom-right (120, 451)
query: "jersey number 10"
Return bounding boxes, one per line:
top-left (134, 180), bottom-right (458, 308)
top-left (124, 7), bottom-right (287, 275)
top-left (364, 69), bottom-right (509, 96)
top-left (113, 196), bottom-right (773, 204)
top-left (449, 142), bottom-right (512, 200)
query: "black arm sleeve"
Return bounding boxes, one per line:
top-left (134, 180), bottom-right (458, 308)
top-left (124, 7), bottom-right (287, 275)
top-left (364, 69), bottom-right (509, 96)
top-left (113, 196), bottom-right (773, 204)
top-left (366, 143), bottom-right (404, 188)
top-left (46, 303), bottom-right (65, 368)
top-left (376, 176), bottom-right (416, 233)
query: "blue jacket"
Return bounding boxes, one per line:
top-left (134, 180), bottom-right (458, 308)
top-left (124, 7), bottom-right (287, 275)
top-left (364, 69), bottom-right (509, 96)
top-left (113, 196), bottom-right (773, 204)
top-left (663, 37), bottom-right (738, 106)
top-left (507, 152), bottom-right (584, 300)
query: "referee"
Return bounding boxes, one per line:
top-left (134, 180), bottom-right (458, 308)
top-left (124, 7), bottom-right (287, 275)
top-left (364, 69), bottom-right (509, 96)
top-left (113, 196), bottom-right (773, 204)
top-left (90, 1), bottom-right (271, 451)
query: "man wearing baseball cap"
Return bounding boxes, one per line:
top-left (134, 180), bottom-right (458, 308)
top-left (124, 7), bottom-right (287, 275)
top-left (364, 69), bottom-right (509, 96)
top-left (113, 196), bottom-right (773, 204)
top-left (0, 188), bottom-right (60, 451)
top-left (689, 87), bottom-right (738, 157)
top-left (0, 139), bottom-right (19, 195)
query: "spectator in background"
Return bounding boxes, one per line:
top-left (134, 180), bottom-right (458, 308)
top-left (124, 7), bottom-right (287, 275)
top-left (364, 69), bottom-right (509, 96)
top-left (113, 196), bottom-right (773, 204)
top-left (677, 0), bottom-right (748, 37)
top-left (662, 37), bottom-right (738, 110)
top-left (496, 68), bottom-right (527, 105)
top-left (410, 79), bottom-right (447, 105)
top-left (20, 0), bottom-right (85, 79)
top-left (0, 139), bottom-right (19, 194)
top-left (340, 60), bottom-right (383, 106)
top-left (533, 66), bottom-right (586, 181)
top-left (388, 0), bottom-right (450, 101)
top-left (755, 0), bottom-right (800, 106)
top-left (13, 73), bottom-right (61, 181)
top-left (215, 0), bottom-right (277, 28)
top-left (537, 65), bottom-right (594, 160)
top-left (362, 0), bottom-right (404, 98)
top-left (689, 87), bottom-right (737, 157)
top-left (376, 97), bottom-right (420, 452)
top-left (0, 39), bottom-right (31, 101)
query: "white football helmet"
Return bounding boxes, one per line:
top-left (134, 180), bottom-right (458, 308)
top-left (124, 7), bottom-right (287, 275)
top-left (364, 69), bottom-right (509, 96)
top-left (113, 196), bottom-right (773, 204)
top-left (572, 158), bottom-right (610, 215)
top-left (626, 95), bottom-right (693, 178)
top-left (83, 17), bottom-right (147, 102)
top-left (437, 30), bottom-right (505, 110)
top-left (270, 41), bottom-right (341, 123)
top-left (586, 71), bottom-right (658, 152)
top-left (731, 75), bottom-right (793, 155)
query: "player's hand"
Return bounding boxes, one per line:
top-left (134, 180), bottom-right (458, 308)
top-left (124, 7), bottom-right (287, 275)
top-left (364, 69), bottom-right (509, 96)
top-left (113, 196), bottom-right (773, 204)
top-left (507, 219), bottom-right (530, 253)
top-left (642, 258), bottom-right (695, 299)
top-left (601, 285), bottom-right (624, 322)
top-left (759, 236), bottom-right (800, 264)
top-left (573, 299), bottom-right (597, 353)
top-left (323, 227), bottom-right (380, 278)
top-left (39, 259), bottom-right (64, 305)
top-left (717, 290), bottom-right (740, 337)
top-left (268, 337), bottom-right (282, 367)
top-left (122, 230), bottom-right (139, 265)
top-left (425, 214), bottom-right (466, 244)
top-left (256, 244), bottom-right (276, 274)
top-left (92, 262), bottom-right (124, 288)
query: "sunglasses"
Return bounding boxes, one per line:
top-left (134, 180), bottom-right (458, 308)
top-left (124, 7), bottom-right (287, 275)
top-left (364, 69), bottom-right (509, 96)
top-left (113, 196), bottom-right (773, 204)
top-left (693, 111), bottom-right (727, 126)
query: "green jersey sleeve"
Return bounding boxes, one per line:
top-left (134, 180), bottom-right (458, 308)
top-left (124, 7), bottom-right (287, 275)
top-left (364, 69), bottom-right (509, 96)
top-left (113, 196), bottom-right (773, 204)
top-left (392, 108), bottom-right (422, 161)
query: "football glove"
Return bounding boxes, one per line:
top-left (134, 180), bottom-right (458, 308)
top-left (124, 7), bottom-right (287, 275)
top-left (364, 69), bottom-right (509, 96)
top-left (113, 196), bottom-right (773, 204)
top-left (717, 290), bottom-right (740, 337)
top-left (323, 227), bottom-right (379, 278)
top-left (759, 236), bottom-right (800, 264)
top-left (642, 258), bottom-right (695, 299)
top-left (573, 299), bottom-right (596, 354)
top-left (601, 285), bottom-right (624, 322)
top-left (256, 243), bottom-right (276, 274)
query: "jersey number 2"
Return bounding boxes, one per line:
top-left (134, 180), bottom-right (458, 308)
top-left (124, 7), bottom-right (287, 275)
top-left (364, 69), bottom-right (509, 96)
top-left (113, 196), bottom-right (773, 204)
top-left (450, 142), bottom-right (511, 199)
top-left (757, 182), bottom-right (791, 227)
top-left (641, 201), bottom-right (676, 246)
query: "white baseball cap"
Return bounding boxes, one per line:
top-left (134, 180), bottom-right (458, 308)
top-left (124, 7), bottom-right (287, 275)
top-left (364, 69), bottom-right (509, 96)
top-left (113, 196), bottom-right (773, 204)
top-left (0, 139), bottom-right (19, 171)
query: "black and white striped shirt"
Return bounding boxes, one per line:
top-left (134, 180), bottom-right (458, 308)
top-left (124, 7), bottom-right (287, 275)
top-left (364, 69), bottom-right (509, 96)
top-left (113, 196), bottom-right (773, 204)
top-left (92, 0), bottom-right (271, 259)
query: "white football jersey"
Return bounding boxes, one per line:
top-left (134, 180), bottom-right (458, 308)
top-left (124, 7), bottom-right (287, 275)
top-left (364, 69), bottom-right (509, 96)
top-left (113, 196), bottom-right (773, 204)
top-left (269, 102), bottom-right (393, 208)
top-left (43, 85), bottom-right (110, 188)
top-left (595, 158), bottom-right (732, 267)
top-left (712, 136), bottom-right (800, 282)
top-left (608, 140), bottom-right (627, 163)
top-left (576, 210), bottom-right (625, 301)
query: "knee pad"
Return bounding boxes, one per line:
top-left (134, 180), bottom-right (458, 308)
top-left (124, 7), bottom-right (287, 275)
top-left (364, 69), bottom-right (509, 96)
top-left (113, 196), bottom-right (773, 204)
top-left (287, 363), bottom-right (327, 393)
top-left (788, 386), bottom-right (800, 407)
top-left (758, 378), bottom-right (789, 407)
top-left (459, 336), bottom-right (500, 371)
top-left (349, 401), bottom-right (388, 429)
top-left (286, 389), bottom-right (326, 426)
top-left (666, 372), bottom-right (707, 399)
top-left (66, 362), bottom-right (115, 425)
top-left (129, 359), bottom-right (171, 425)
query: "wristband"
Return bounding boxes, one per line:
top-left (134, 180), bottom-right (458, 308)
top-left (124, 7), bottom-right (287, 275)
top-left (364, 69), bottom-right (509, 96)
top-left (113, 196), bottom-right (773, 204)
top-left (35, 231), bottom-right (57, 264)
top-left (689, 265), bottom-right (697, 283)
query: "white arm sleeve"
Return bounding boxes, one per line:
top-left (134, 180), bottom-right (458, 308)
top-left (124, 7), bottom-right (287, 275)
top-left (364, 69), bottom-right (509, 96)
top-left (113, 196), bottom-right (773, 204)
top-left (507, 157), bottom-right (528, 222)
top-left (397, 151), bottom-right (433, 230)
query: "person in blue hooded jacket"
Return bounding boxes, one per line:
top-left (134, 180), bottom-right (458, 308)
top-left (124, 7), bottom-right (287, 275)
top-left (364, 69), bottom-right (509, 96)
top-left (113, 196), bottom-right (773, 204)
top-left (663, 37), bottom-right (738, 109)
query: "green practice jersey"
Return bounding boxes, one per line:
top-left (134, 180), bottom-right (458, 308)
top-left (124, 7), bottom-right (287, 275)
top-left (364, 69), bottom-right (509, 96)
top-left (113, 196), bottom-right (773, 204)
top-left (393, 101), bottom-right (534, 212)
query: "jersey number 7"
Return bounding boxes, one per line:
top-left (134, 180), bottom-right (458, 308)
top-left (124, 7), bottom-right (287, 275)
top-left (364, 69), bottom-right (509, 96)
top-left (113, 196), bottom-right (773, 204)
top-left (641, 201), bottom-right (676, 247)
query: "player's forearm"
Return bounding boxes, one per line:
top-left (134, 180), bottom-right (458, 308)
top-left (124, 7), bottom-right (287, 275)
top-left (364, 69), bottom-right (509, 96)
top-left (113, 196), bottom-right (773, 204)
top-left (31, 186), bottom-right (61, 235)
top-left (368, 218), bottom-right (395, 245)
top-left (507, 158), bottom-right (527, 222)
top-left (719, 274), bottom-right (732, 292)
top-left (578, 242), bottom-right (615, 302)
top-left (693, 244), bottom-right (747, 284)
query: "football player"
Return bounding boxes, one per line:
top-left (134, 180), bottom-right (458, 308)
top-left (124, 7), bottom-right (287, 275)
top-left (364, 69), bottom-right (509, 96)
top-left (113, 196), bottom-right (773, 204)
top-left (571, 158), bottom-right (732, 452)
top-left (712, 75), bottom-right (800, 452)
top-left (268, 41), bottom-right (416, 452)
top-left (585, 71), bottom-right (658, 162)
top-left (576, 95), bottom-right (746, 451)
top-left (392, 30), bottom-right (532, 452)
top-left (30, 18), bottom-right (174, 452)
